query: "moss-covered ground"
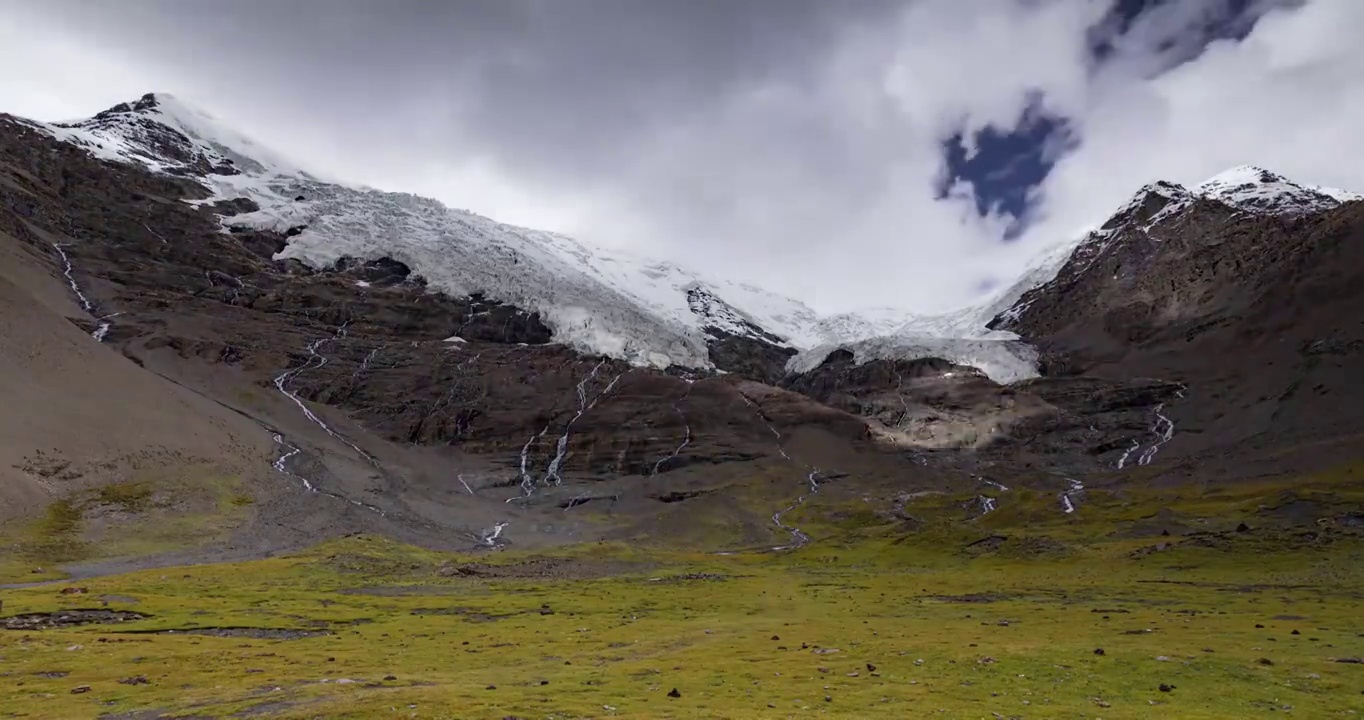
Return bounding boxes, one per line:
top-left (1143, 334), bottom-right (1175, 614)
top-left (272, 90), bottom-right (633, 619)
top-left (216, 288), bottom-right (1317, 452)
top-left (0, 469), bottom-right (253, 584)
top-left (2, 471), bottom-right (1363, 718)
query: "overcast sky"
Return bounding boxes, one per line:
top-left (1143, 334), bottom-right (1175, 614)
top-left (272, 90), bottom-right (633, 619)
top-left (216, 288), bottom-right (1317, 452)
top-left (2, 0), bottom-right (1361, 314)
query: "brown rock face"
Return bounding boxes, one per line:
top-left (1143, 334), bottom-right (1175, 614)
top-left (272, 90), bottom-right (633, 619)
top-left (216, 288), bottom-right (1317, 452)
top-left (992, 183), bottom-right (1364, 480)
top-left (702, 326), bottom-right (796, 385)
top-left (777, 345), bottom-right (1192, 477)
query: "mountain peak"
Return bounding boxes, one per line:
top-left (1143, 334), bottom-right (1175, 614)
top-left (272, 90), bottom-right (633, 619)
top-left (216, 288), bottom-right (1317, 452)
top-left (53, 92), bottom-right (299, 178)
top-left (86, 92), bottom-right (220, 134)
top-left (1195, 164), bottom-right (1358, 214)
top-left (1198, 164), bottom-right (1282, 187)
top-left (985, 164), bottom-right (1363, 335)
top-left (1091, 165), bottom-right (1355, 239)
top-left (93, 91), bottom-right (174, 116)
top-left (1099, 180), bottom-right (1193, 233)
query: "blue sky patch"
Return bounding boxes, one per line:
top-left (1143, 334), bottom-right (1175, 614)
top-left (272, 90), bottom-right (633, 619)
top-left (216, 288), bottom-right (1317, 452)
top-left (936, 96), bottom-right (1078, 240)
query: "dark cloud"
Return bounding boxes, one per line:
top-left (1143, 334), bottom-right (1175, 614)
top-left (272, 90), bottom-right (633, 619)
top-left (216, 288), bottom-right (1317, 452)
top-left (1087, 0), bottom-right (1306, 72)
top-left (24, 0), bottom-right (904, 181)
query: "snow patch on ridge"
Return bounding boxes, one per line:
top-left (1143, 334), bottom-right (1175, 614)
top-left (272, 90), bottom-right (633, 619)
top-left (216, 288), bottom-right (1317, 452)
top-left (1197, 165), bottom-right (1360, 214)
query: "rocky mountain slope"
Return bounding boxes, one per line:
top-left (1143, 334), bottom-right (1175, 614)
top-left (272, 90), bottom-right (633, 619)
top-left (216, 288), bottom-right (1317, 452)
top-left (0, 223), bottom-right (275, 525)
top-left (2, 92), bottom-right (1362, 564)
top-left (992, 166), bottom-right (1364, 483)
top-left (3, 103), bottom-right (897, 556)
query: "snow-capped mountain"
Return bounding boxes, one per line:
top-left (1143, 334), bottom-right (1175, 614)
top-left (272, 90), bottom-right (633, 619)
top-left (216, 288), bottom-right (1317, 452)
top-left (30, 93), bottom-right (944, 372)
top-left (982, 163), bottom-right (1362, 355)
top-left (989, 166), bottom-right (1362, 330)
top-left (790, 164), bottom-right (1361, 380)
top-left (22, 93), bottom-right (1360, 385)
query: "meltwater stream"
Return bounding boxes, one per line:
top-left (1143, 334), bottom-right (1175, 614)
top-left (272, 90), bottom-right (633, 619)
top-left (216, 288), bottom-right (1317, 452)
top-left (772, 469), bottom-right (823, 550)
top-left (1117, 386), bottom-right (1186, 470)
top-left (272, 323), bottom-right (381, 467)
top-left (651, 379), bottom-right (695, 477)
top-left (1136, 387), bottom-right (1185, 466)
top-left (738, 392), bottom-right (825, 550)
top-left (1059, 478), bottom-right (1084, 514)
top-left (51, 242), bottom-right (115, 342)
top-left (268, 432), bottom-right (384, 516)
top-left (511, 360), bottom-right (624, 500)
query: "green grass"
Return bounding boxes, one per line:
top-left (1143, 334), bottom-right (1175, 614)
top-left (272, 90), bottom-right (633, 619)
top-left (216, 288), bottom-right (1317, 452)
top-left (91, 482), bottom-right (155, 513)
top-left (1, 528), bottom-right (1361, 719)
top-left (0, 469), bottom-right (256, 583)
top-left (1, 467), bottom-right (1362, 718)
top-left (9, 499), bottom-right (91, 567)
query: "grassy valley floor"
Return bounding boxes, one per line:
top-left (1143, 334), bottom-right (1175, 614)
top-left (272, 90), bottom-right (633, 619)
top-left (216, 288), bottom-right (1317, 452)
top-left (2, 520), bottom-right (1363, 719)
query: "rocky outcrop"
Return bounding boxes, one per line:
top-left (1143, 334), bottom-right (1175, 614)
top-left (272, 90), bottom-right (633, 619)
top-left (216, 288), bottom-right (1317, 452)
top-left (703, 326), bottom-right (796, 384)
top-left (685, 286), bottom-right (797, 383)
top-left (779, 346), bottom-right (1184, 470)
top-left (782, 351), bottom-right (1030, 450)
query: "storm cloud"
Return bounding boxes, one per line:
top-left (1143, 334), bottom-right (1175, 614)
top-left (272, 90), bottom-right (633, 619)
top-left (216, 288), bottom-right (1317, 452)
top-left (2, 0), bottom-right (1360, 313)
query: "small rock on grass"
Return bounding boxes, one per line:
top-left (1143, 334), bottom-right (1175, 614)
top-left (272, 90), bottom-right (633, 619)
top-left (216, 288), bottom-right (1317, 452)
top-left (667, 688), bottom-right (681, 698)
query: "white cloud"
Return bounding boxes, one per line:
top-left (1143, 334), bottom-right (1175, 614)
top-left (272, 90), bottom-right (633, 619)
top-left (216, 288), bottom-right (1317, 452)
top-left (0, 19), bottom-right (148, 121)
top-left (2, 0), bottom-right (1361, 318)
top-left (1032, 0), bottom-right (1364, 259)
